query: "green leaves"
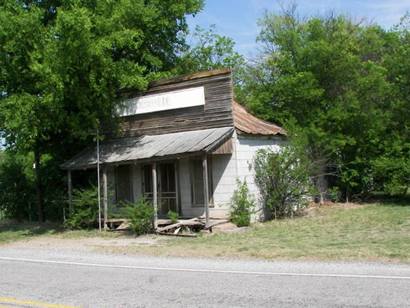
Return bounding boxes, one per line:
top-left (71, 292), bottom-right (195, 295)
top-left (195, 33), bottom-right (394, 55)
top-left (240, 9), bottom-right (409, 198)
top-left (230, 180), bottom-right (255, 227)
top-left (176, 25), bottom-right (245, 75)
top-left (254, 144), bottom-right (313, 219)
top-left (0, 0), bottom-right (203, 153)
top-left (0, 0), bottom-right (203, 221)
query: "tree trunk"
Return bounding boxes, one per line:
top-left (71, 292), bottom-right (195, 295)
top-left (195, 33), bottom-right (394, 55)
top-left (345, 187), bottom-right (350, 204)
top-left (34, 148), bottom-right (44, 223)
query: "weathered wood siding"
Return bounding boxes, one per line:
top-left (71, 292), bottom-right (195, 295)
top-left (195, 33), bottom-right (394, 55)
top-left (119, 72), bottom-right (234, 136)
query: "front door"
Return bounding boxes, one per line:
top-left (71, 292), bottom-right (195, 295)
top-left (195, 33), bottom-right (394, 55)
top-left (142, 162), bottom-right (178, 217)
top-left (158, 163), bottom-right (177, 215)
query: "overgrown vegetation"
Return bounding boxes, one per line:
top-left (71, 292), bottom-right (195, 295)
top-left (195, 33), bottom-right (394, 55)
top-left (65, 187), bottom-right (98, 229)
top-left (254, 141), bottom-right (314, 219)
top-left (0, 151), bottom-right (65, 221)
top-left (230, 180), bottom-right (255, 226)
top-left (124, 198), bottom-right (155, 236)
top-left (237, 7), bottom-right (410, 201)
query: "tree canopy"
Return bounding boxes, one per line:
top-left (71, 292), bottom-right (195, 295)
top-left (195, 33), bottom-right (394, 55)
top-left (0, 0), bottom-right (203, 221)
top-left (176, 25), bottom-right (244, 74)
top-left (237, 7), bottom-right (410, 199)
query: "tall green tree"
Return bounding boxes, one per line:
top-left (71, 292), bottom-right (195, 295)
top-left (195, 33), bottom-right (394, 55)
top-left (373, 14), bottom-right (410, 195)
top-left (176, 25), bottom-right (244, 74)
top-left (238, 7), bottom-right (405, 199)
top-left (0, 0), bottom-right (203, 221)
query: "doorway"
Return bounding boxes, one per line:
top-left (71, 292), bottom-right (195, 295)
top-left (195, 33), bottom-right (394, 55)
top-left (115, 165), bottom-right (133, 204)
top-left (142, 162), bottom-right (178, 216)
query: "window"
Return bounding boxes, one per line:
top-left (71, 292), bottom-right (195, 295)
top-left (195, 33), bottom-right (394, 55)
top-left (142, 164), bottom-right (153, 200)
top-left (190, 158), bottom-right (213, 207)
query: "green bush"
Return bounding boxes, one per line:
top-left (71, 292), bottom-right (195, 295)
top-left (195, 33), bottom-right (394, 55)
top-left (167, 210), bottom-right (179, 223)
top-left (65, 186), bottom-right (98, 229)
top-left (328, 187), bottom-right (341, 202)
top-left (0, 151), bottom-right (36, 221)
top-left (254, 145), bottom-right (313, 219)
top-left (230, 180), bottom-right (255, 227)
top-left (124, 198), bottom-right (155, 235)
top-left (0, 150), bottom-right (66, 222)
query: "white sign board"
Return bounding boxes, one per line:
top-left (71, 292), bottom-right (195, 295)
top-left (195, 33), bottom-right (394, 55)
top-left (118, 86), bottom-right (205, 116)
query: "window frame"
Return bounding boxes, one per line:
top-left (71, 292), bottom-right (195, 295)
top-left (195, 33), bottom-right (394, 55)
top-left (190, 157), bottom-right (214, 208)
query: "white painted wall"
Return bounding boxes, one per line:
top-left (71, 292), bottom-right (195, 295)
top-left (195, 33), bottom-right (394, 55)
top-left (235, 134), bottom-right (283, 197)
top-left (209, 132), bottom-right (284, 220)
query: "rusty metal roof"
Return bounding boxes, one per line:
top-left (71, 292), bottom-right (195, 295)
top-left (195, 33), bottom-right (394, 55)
top-left (61, 127), bottom-right (234, 170)
top-left (233, 101), bottom-right (286, 136)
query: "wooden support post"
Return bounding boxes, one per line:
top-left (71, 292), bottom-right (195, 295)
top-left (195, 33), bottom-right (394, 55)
top-left (67, 170), bottom-right (73, 215)
top-left (202, 154), bottom-right (210, 226)
top-left (152, 163), bottom-right (158, 229)
top-left (175, 160), bottom-right (181, 216)
top-left (103, 166), bottom-right (108, 231)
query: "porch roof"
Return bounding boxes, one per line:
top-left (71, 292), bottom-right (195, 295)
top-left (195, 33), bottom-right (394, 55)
top-left (61, 127), bottom-right (234, 170)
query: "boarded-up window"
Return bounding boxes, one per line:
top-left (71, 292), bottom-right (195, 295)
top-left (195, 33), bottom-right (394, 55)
top-left (190, 159), bottom-right (213, 207)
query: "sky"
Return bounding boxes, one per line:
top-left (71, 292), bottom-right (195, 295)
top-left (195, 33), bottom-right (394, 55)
top-left (187, 0), bottom-right (410, 57)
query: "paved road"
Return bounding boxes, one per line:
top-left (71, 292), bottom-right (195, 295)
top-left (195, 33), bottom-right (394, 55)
top-left (0, 247), bottom-right (409, 307)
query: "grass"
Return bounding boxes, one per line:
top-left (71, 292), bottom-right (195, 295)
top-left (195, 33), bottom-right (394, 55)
top-left (0, 221), bottom-right (119, 244)
top-left (1, 203), bottom-right (409, 262)
top-left (118, 203), bottom-right (410, 262)
top-left (0, 222), bottom-right (61, 244)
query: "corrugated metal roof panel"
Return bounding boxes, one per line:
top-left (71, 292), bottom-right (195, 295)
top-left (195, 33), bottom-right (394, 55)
top-left (233, 101), bottom-right (286, 136)
top-left (61, 127), bottom-right (234, 170)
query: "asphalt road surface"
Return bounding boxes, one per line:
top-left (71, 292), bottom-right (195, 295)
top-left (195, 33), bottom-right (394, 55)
top-left (0, 247), bottom-right (409, 307)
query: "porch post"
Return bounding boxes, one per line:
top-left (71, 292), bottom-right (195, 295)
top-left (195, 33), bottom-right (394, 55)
top-left (202, 154), bottom-right (210, 226)
top-left (152, 162), bottom-right (158, 229)
top-left (67, 170), bottom-right (73, 215)
top-left (102, 166), bottom-right (108, 231)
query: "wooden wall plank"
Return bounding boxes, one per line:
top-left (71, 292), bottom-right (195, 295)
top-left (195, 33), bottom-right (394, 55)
top-left (117, 72), bottom-right (234, 137)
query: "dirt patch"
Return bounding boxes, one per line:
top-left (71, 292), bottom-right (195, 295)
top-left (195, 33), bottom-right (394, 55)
top-left (4, 233), bottom-right (165, 253)
top-left (212, 222), bottom-right (248, 233)
top-left (304, 202), bottom-right (366, 217)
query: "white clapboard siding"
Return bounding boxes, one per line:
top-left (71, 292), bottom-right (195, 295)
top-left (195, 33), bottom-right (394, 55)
top-left (211, 133), bottom-right (283, 216)
top-left (211, 154), bottom-right (237, 208)
top-left (235, 135), bottom-right (283, 198)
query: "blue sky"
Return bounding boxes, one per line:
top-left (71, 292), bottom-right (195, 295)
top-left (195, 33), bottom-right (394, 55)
top-left (187, 0), bottom-right (410, 57)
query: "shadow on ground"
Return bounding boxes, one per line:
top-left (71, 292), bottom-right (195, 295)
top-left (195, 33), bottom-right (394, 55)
top-left (366, 193), bottom-right (410, 207)
top-left (0, 221), bottom-right (64, 237)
